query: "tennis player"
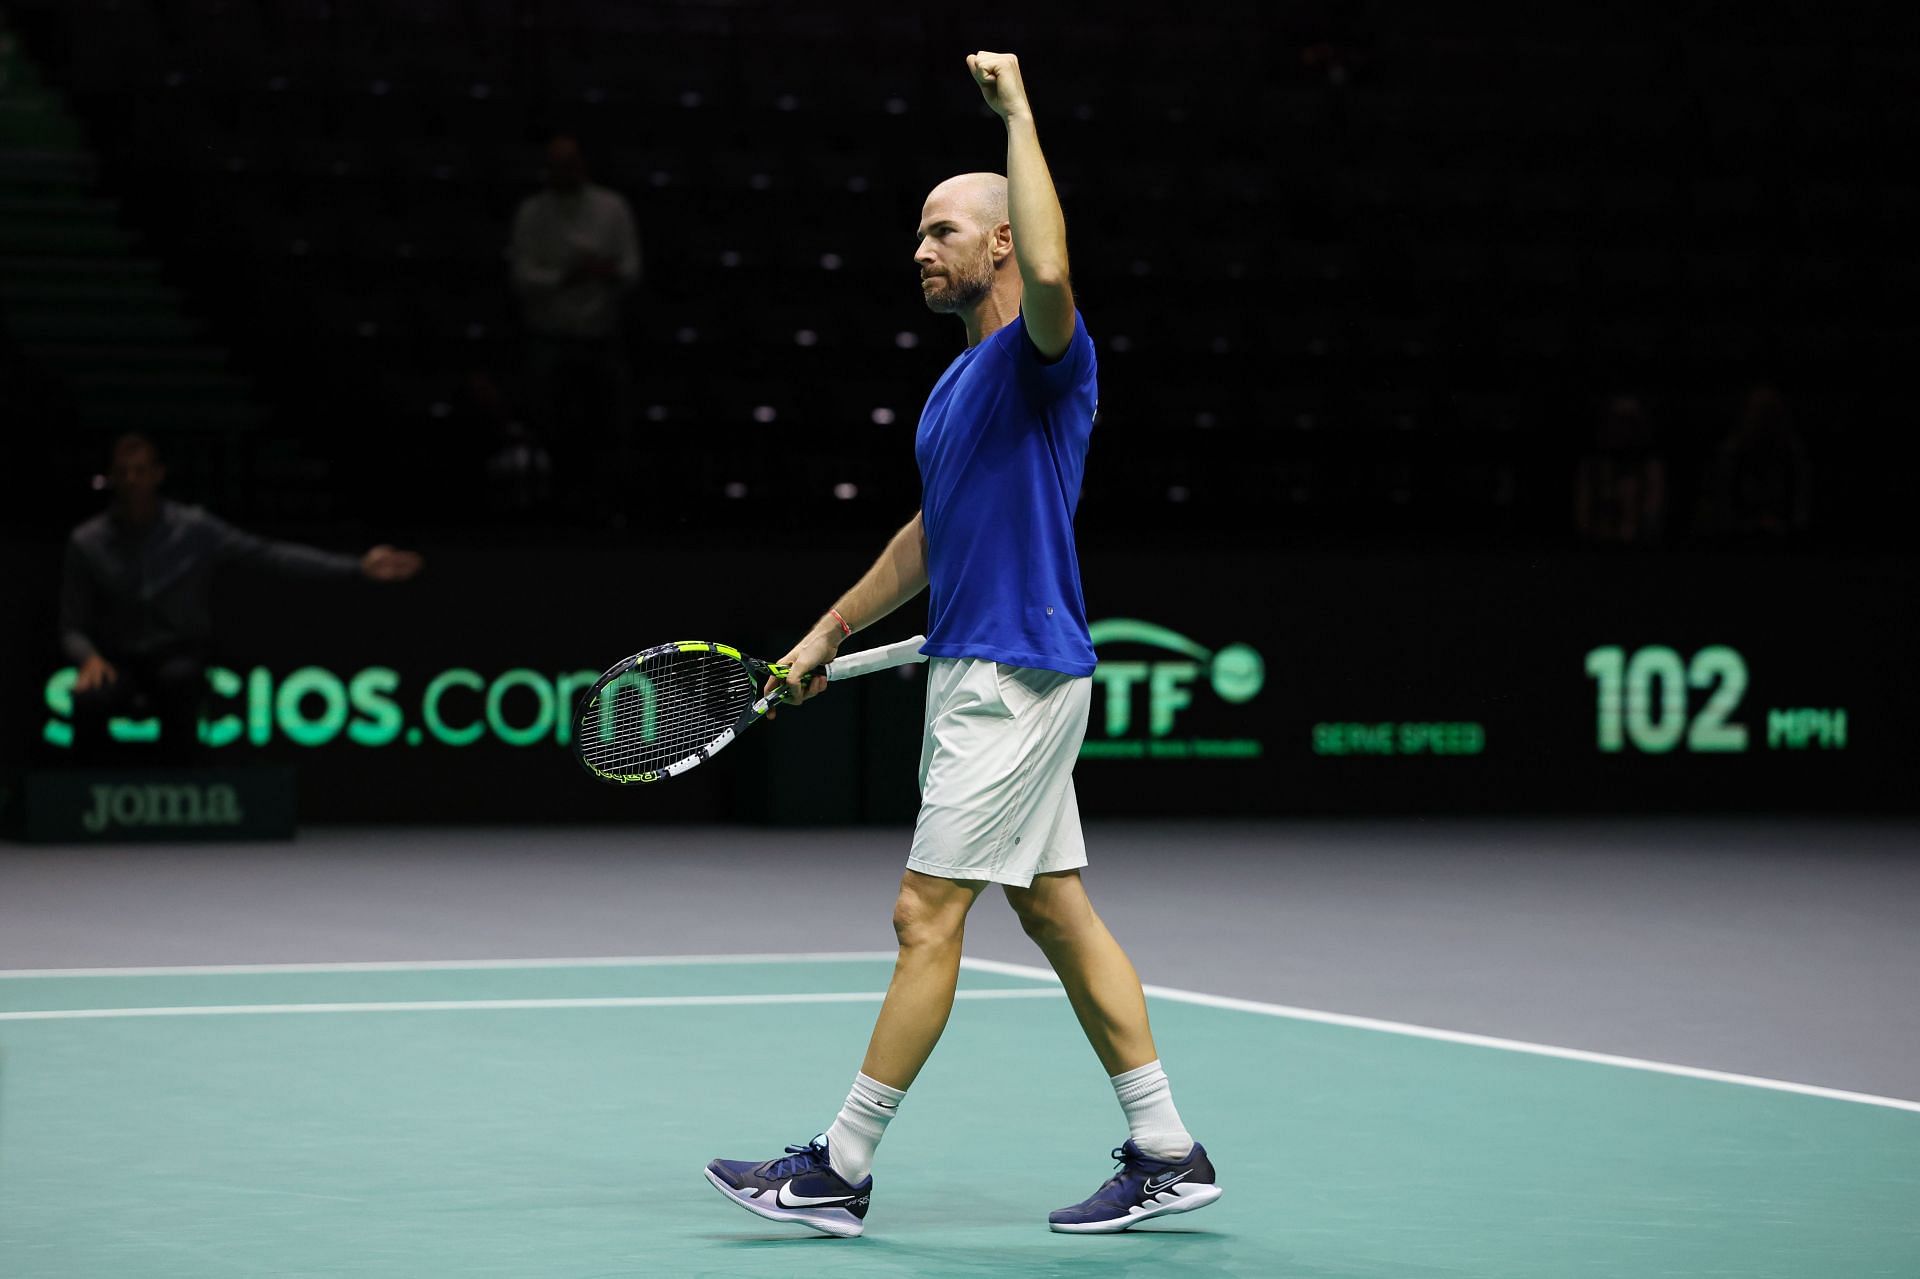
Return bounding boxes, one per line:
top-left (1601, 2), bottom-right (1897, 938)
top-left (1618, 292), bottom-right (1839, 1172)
top-left (704, 52), bottom-right (1220, 1237)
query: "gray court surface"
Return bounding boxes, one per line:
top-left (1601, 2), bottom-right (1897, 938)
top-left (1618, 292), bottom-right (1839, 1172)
top-left (2, 817), bottom-right (1916, 1102)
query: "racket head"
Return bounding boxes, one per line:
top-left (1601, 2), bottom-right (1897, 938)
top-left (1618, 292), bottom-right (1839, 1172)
top-left (574, 640), bottom-right (783, 784)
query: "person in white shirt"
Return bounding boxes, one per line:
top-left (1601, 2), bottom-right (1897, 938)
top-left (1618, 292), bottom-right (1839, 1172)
top-left (508, 135), bottom-right (640, 491)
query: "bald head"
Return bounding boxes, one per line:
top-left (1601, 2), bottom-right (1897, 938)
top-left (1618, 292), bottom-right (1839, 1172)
top-left (924, 172), bottom-right (1008, 235)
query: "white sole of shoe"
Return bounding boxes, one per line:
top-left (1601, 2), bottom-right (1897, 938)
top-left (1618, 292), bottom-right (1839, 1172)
top-left (1049, 1182), bottom-right (1225, 1233)
top-left (703, 1167), bottom-right (866, 1238)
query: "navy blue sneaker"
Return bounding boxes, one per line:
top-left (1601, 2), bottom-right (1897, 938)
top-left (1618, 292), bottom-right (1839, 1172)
top-left (704, 1134), bottom-right (872, 1238)
top-left (1049, 1138), bottom-right (1222, 1233)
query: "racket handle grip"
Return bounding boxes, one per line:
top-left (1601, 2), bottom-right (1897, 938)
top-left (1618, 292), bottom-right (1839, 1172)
top-left (823, 635), bottom-right (929, 682)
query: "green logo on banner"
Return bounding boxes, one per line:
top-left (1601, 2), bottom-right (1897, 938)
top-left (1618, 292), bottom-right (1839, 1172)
top-left (40, 665), bottom-right (605, 751)
top-left (1081, 619), bottom-right (1265, 761)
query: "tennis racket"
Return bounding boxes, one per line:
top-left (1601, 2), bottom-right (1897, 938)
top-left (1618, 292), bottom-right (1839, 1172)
top-left (574, 634), bottom-right (928, 784)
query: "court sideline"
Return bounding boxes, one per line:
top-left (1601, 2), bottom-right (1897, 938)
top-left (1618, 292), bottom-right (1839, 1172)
top-left (2, 817), bottom-right (1915, 1102)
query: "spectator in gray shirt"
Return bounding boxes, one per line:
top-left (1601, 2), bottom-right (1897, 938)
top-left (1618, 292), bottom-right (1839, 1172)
top-left (60, 434), bottom-right (423, 762)
top-left (510, 135), bottom-right (640, 494)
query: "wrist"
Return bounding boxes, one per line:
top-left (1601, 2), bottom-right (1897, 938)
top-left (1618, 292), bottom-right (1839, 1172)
top-left (811, 617), bottom-right (847, 647)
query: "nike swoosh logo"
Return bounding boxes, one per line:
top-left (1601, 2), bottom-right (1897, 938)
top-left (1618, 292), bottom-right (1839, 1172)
top-left (776, 1180), bottom-right (857, 1209)
top-left (1143, 1171), bottom-right (1190, 1194)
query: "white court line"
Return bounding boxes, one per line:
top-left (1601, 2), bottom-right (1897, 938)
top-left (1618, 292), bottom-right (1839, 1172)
top-left (3, 951), bottom-right (1915, 1116)
top-left (959, 956), bottom-right (1920, 1117)
top-left (0, 952), bottom-right (900, 979)
top-left (0, 987), bottom-right (1066, 1022)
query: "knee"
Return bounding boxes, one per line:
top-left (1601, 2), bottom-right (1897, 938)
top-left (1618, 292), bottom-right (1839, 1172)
top-left (1011, 896), bottom-right (1078, 947)
top-left (892, 885), bottom-right (964, 950)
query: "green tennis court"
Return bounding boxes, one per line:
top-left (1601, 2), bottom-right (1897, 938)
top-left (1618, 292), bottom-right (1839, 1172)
top-left (2, 955), bottom-right (1916, 1278)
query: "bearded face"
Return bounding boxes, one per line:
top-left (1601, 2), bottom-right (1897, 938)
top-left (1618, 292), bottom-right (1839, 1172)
top-left (919, 236), bottom-right (995, 314)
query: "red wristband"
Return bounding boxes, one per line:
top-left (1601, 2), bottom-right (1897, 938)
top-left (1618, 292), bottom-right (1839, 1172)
top-left (828, 607), bottom-right (852, 636)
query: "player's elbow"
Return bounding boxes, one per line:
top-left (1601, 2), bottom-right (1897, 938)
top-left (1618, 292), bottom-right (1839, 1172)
top-left (1024, 262), bottom-right (1069, 290)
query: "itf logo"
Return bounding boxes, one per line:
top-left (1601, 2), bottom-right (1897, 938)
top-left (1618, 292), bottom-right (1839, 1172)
top-left (1081, 619), bottom-right (1265, 760)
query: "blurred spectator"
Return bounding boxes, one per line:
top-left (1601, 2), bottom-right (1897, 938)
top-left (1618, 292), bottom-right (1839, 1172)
top-left (1574, 394), bottom-right (1667, 547)
top-left (509, 135), bottom-right (640, 483)
top-left (59, 434), bottom-right (424, 763)
top-left (461, 371), bottom-right (553, 516)
top-left (1697, 384), bottom-right (1812, 543)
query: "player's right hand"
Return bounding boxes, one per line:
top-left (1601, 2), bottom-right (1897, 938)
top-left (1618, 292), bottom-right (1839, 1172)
top-left (766, 631), bottom-right (839, 709)
top-left (76, 654), bottom-right (117, 692)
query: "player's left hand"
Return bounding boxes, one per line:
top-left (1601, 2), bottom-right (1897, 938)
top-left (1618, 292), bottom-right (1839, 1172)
top-left (361, 545), bottom-right (424, 582)
top-left (764, 630), bottom-right (836, 715)
top-left (967, 51), bottom-right (1030, 119)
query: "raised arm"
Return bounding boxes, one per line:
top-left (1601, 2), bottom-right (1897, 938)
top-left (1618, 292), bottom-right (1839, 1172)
top-left (969, 51), bottom-right (1075, 359)
top-left (771, 512), bottom-right (928, 704)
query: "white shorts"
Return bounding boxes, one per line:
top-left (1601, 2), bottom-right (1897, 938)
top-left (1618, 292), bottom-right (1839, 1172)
top-left (906, 656), bottom-right (1093, 888)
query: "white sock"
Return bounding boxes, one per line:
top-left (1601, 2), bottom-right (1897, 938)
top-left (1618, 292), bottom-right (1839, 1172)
top-left (1111, 1059), bottom-right (1193, 1161)
top-left (824, 1072), bottom-right (904, 1184)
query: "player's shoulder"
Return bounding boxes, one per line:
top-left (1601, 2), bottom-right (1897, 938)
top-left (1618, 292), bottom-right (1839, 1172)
top-left (1000, 308), bottom-right (1092, 375)
top-left (996, 307), bottom-right (1086, 349)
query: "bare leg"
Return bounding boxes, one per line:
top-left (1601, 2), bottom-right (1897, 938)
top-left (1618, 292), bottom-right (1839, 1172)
top-left (1004, 870), bottom-right (1158, 1075)
top-left (858, 869), bottom-right (986, 1089)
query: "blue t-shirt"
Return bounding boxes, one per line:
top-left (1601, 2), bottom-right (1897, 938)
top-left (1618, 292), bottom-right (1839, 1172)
top-left (915, 309), bottom-right (1098, 677)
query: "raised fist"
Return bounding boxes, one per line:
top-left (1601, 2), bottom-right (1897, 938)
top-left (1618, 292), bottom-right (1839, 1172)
top-left (967, 51), bottom-right (1030, 119)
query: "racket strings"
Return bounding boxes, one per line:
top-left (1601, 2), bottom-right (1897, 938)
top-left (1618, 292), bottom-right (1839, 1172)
top-left (591, 691), bottom-right (737, 773)
top-left (581, 652), bottom-right (761, 775)
top-left (599, 666), bottom-right (748, 763)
